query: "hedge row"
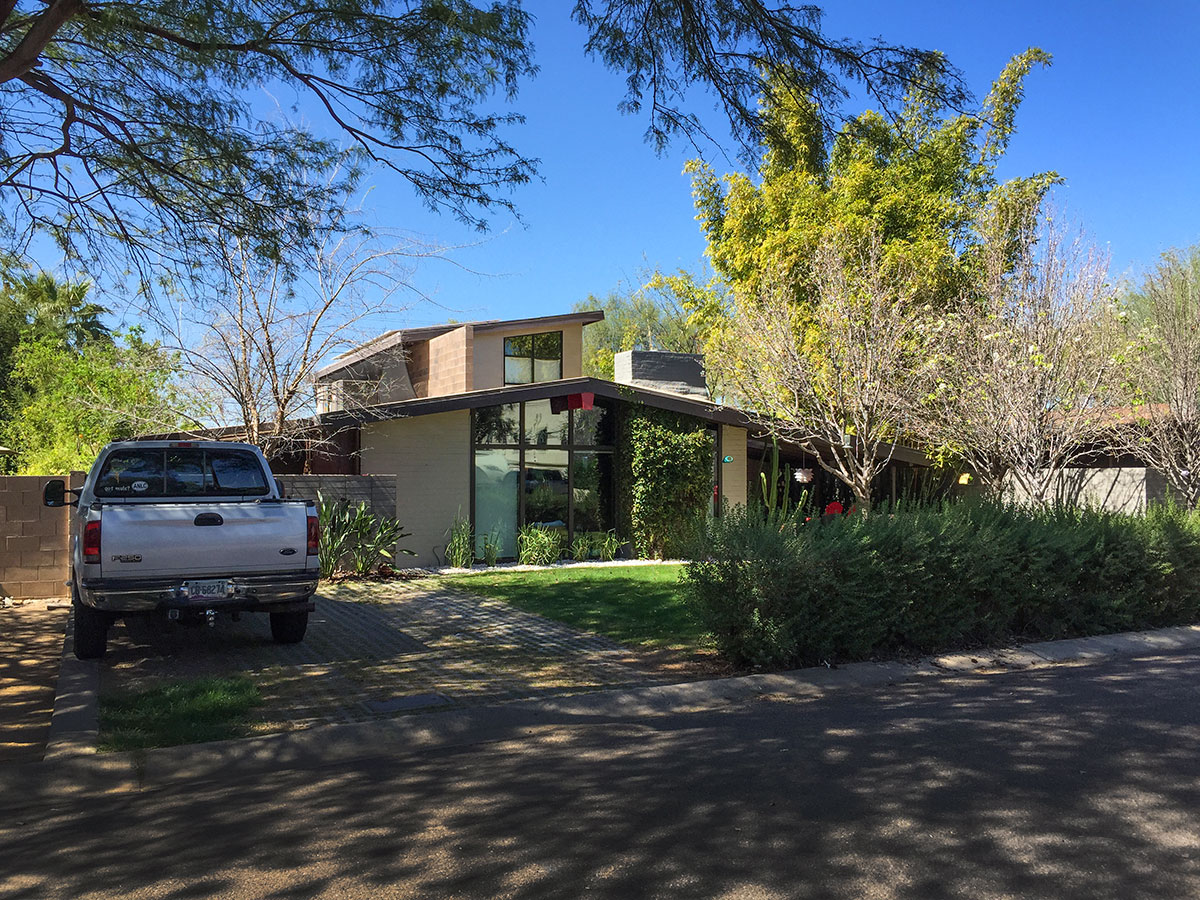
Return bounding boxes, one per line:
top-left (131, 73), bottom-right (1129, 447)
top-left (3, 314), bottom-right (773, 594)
top-left (682, 500), bottom-right (1200, 669)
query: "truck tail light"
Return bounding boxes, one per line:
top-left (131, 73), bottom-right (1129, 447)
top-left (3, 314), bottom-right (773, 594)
top-left (83, 520), bottom-right (101, 564)
top-left (306, 515), bottom-right (319, 556)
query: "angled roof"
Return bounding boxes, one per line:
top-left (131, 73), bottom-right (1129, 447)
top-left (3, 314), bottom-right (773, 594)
top-left (317, 310), bottom-right (606, 379)
top-left (320, 376), bottom-right (749, 428)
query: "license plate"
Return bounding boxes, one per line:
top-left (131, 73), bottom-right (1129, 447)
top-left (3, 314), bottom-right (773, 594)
top-left (184, 579), bottom-right (230, 600)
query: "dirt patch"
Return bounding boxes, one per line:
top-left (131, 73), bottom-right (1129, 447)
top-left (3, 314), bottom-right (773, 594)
top-left (0, 604), bottom-right (68, 763)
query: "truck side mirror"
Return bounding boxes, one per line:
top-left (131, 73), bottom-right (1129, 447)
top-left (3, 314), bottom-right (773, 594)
top-left (43, 479), bottom-right (67, 507)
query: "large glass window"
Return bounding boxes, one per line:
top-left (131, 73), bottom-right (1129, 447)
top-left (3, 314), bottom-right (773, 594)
top-left (474, 403), bottom-right (520, 445)
top-left (573, 452), bottom-right (615, 534)
top-left (474, 449), bottom-right (520, 558)
top-left (472, 399), bottom-right (616, 560)
top-left (524, 450), bottom-right (569, 531)
top-left (523, 399), bottom-right (567, 446)
top-left (503, 331), bottom-right (563, 385)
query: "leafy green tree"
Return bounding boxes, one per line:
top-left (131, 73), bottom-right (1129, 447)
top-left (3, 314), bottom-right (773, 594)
top-left (574, 273), bottom-right (711, 379)
top-left (689, 49), bottom-right (1058, 317)
top-left (0, 268), bottom-right (113, 428)
top-left (1115, 245), bottom-right (1200, 508)
top-left (0, 1), bottom-right (967, 272)
top-left (2, 329), bottom-right (188, 473)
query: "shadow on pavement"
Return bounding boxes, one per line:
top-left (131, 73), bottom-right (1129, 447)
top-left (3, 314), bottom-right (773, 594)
top-left (6, 651), bottom-right (1200, 898)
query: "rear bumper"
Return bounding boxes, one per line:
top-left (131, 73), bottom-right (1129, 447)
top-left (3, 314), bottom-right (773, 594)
top-left (79, 570), bottom-right (318, 614)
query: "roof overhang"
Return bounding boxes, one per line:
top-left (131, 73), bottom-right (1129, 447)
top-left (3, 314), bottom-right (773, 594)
top-left (320, 376), bottom-right (752, 429)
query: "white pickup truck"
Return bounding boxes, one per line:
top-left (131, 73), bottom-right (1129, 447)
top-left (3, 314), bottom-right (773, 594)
top-left (44, 440), bottom-right (319, 659)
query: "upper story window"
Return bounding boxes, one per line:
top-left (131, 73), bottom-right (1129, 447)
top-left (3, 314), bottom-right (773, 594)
top-left (504, 331), bottom-right (562, 384)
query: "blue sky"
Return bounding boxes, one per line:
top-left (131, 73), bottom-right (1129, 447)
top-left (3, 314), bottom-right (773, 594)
top-left (376, 1), bottom-right (1200, 329)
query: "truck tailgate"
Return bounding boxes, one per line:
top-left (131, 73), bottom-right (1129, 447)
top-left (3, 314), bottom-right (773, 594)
top-left (98, 502), bottom-right (311, 578)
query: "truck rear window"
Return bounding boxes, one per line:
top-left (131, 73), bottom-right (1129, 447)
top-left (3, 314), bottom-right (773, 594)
top-left (94, 449), bottom-right (270, 498)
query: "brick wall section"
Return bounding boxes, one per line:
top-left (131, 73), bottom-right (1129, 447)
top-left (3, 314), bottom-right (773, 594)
top-left (425, 325), bottom-right (474, 397)
top-left (0, 473), bottom-right (82, 601)
top-left (276, 475), bottom-right (397, 522)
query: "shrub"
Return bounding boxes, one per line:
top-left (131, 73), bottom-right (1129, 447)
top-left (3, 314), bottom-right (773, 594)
top-left (683, 499), bottom-right (1200, 669)
top-left (596, 529), bottom-right (620, 562)
top-left (317, 492), bottom-right (415, 577)
top-left (444, 514), bottom-right (474, 568)
top-left (317, 493), bottom-right (357, 578)
top-left (517, 524), bottom-right (562, 566)
top-left (348, 513), bottom-right (414, 576)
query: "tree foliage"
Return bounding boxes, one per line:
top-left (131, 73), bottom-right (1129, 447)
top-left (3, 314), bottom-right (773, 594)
top-left (574, 273), bottom-right (709, 379)
top-left (711, 233), bottom-right (929, 513)
top-left (2, 328), bottom-right (187, 472)
top-left (0, 0), bottom-right (970, 273)
top-left (923, 213), bottom-right (1120, 505)
top-left (689, 49), bottom-right (1057, 315)
top-left (1116, 245), bottom-right (1200, 508)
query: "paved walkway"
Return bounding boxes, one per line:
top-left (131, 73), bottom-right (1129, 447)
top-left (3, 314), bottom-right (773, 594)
top-left (0, 604), bottom-right (68, 763)
top-left (101, 580), bottom-right (674, 732)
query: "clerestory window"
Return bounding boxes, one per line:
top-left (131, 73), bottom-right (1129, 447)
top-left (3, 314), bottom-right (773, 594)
top-left (503, 331), bottom-right (563, 384)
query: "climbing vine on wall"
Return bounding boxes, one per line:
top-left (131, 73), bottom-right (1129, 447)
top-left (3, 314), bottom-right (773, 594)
top-left (622, 406), bottom-right (714, 559)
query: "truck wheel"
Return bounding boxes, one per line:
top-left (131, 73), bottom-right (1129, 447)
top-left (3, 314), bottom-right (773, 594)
top-left (73, 601), bottom-right (109, 660)
top-left (270, 610), bottom-right (308, 644)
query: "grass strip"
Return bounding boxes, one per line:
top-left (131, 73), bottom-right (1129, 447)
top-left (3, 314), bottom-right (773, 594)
top-left (99, 675), bottom-right (262, 751)
top-left (442, 564), bottom-right (709, 652)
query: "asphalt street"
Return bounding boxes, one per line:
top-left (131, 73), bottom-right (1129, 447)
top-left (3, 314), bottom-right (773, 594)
top-left (5, 651), bottom-right (1200, 899)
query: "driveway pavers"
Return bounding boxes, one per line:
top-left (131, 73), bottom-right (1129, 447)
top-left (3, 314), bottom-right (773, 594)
top-left (99, 579), bottom-right (675, 732)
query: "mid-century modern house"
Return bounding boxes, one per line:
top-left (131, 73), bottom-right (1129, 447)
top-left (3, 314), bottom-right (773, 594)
top-left (265, 309), bottom-right (931, 565)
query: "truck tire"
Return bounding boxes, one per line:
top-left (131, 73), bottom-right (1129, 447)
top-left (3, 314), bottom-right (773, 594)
top-left (270, 610), bottom-right (308, 644)
top-left (73, 601), bottom-right (109, 660)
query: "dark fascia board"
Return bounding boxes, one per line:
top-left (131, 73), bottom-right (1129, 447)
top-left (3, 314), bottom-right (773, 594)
top-left (320, 376), bottom-right (932, 466)
top-left (317, 310), bottom-right (606, 379)
top-left (320, 377), bottom-right (752, 429)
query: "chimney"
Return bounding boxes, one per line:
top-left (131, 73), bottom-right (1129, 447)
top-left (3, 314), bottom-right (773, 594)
top-left (613, 350), bottom-right (709, 400)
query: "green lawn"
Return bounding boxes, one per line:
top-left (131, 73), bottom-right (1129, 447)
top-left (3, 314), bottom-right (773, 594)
top-left (99, 676), bottom-right (262, 751)
top-left (442, 564), bottom-right (708, 651)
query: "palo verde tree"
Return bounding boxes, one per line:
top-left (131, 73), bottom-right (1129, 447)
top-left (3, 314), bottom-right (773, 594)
top-left (0, 1), bottom-right (969, 277)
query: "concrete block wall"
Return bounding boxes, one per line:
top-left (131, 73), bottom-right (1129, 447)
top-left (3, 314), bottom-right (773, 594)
top-left (359, 411), bottom-right (471, 566)
top-left (0, 474), bottom-right (81, 601)
top-left (426, 325), bottom-right (474, 396)
top-left (720, 425), bottom-right (748, 510)
top-left (276, 475), bottom-right (398, 522)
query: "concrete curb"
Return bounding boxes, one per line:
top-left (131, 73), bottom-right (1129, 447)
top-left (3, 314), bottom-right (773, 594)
top-left (11, 620), bottom-right (1200, 808)
top-left (43, 608), bottom-right (100, 762)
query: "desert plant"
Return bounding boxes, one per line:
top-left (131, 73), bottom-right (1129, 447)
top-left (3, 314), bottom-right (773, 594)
top-left (316, 492), bottom-right (357, 578)
top-left (445, 513), bottom-right (474, 568)
top-left (517, 524), bottom-right (562, 566)
top-left (349, 513), bottom-right (414, 576)
top-left (571, 533), bottom-right (592, 562)
top-left (596, 530), bottom-right (620, 562)
top-left (482, 527), bottom-right (502, 567)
